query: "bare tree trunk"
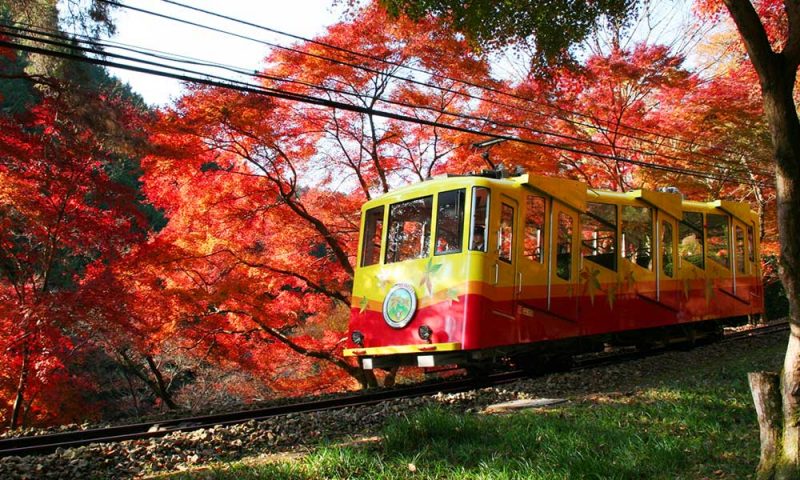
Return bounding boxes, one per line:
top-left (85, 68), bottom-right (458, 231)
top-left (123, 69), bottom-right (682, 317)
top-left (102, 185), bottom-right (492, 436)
top-left (9, 344), bottom-right (29, 430)
top-left (720, 2), bottom-right (800, 477)
top-left (750, 372), bottom-right (782, 479)
top-left (145, 356), bottom-right (178, 410)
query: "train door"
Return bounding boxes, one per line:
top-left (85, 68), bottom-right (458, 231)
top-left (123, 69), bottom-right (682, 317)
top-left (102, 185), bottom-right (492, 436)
top-left (705, 212), bottom-right (734, 313)
top-left (657, 212), bottom-right (680, 310)
top-left (730, 216), bottom-right (752, 303)
top-left (548, 201), bottom-right (579, 323)
top-left (616, 203), bottom-right (659, 329)
top-left (517, 193), bottom-right (549, 342)
top-left (488, 195), bottom-right (518, 320)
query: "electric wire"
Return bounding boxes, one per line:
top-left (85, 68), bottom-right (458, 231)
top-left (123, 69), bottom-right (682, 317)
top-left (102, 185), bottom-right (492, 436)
top-left (2, 34), bottom-right (774, 189)
top-left (101, 0), bottom-right (756, 166)
top-left (150, 0), bottom-right (753, 159)
top-left (1, 21), bottom-right (773, 181)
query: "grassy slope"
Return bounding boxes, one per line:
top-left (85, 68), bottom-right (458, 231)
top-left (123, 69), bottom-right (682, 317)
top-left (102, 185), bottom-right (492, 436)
top-left (170, 336), bottom-right (785, 480)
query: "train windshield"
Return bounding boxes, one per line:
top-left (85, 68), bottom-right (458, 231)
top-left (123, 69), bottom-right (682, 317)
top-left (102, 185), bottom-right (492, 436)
top-left (385, 196), bottom-right (433, 264)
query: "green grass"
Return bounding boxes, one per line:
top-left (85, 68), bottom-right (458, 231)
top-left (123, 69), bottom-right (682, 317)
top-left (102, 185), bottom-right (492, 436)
top-left (171, 338), bottom-right (785, 479)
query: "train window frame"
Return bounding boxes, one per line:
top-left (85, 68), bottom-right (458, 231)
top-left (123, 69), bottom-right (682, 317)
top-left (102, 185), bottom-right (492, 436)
top-left (581, 202), bottom-right (617, 272)
top-left (662, 220), bottom-right (674, 278)
top-left (679, 211), bottom-right (705, 269)
top-left (469, 187), bottom-right (490, 252)
top-left (747, 224), bottom-right (755, 263)
top-left (498, 202), bottom-right (514, 263)
top-left (434, 189), bottom-right (466, 256)
top-left (736, 225), bottom-right (746, 274)
top-left (384, 195), bottom-right (434, 264)
top-left (557, 212), bottom-right (573, 281)
top-left (621, 205), bottom-right (653, 270)
top-left (707, 213), bottom-right (731, 269)
top-left (360, 205), bottom-right (384, 267)
top-left (524, 195), bottom-right (546, 263)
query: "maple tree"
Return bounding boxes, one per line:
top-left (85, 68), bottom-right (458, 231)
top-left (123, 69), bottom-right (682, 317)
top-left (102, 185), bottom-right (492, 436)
top-left (130, 4), bottom-right (499, 391)
top-left (0, 88), bottom-right (151, 427)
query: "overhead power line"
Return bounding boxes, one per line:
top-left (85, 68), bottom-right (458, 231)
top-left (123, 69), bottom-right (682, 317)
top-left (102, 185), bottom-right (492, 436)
top-left (1, 35), bottom-right (773, 189)
top-left (3, 21), bottom-right (772, 181)
top-left (147, 0), bottom-right (753, 160)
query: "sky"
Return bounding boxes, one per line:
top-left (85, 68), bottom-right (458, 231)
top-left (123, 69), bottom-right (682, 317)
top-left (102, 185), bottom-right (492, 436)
top-left (99, 1), bottom-right (701, 107)
top-left (105, 0), bottom-right (345, 106)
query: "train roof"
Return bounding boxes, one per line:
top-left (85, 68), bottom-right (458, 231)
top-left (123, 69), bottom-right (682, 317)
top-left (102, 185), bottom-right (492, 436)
top-left (363, 171), bottom-right (758, 223)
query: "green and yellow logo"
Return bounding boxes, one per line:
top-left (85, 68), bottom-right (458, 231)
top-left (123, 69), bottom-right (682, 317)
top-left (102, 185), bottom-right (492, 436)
top-left (383, 283), bottom-right (417, 328)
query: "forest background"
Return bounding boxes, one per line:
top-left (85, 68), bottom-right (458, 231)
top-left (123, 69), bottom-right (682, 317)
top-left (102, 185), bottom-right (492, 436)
top-left (0, 0), bottom-right (789, 430)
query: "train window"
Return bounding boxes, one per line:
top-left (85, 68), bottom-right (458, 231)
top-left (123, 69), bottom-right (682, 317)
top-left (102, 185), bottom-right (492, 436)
top-left (360, 206), bottom-right (384, 267)
top-left (557, 212), bottom-right (573, 280)
top-left (470, 187), bottom-right (490, 252)
top-left (621, 205), bottom-right (653, 270)
top-left (499, 203), bottom-right (514, 263)
top-left (736, 225), bottom-right (746, 273)
top-left (385, 196), bottom-right (433, 264)
top-left (662, 221), bottom-right (674, 277)
top-left (707, 213), bottom-right (730, 268)
top-left (581, 202), bottom-right (617, 271)
top-left (524, 195), bottom-right (545, 263)
top-left (679, 211), bottom-right (704, 269)
top-left (435, 189), bottom-right (466, 256)
top-left (747, 225), bottom-right (755, 263)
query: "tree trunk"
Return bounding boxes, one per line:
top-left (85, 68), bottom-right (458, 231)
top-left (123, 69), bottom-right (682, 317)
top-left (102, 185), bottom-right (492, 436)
top-left (145, 356), bottom-right (178, 410)
top-left (9, 344), bottom-right (29, 430)
top-left (762, 51), bottom-right (800, 480)
top-left (750, 372), bottom-right (782, 479)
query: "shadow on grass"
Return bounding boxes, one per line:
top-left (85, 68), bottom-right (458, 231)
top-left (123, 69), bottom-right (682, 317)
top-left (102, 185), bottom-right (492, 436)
top-left (206, 386), bottom-right (758, 480)
top-left (175, 339), bottom-right (785, 480)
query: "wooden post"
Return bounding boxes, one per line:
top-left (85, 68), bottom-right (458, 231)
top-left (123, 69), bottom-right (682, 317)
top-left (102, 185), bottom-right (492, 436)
top-left (749, 371), bottom-right (782, 480)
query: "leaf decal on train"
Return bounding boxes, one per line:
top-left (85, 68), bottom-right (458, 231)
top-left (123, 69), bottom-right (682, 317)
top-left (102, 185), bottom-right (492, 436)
top-left (580, 267), bottom-right (601, 305)
top-left (624, 270), bottom-right (636, 292)
top-left (607, 282), bottom-right (618, 309)
top-left (420, 258), bottom-right (442, 297)
top-left (359, 296), bottom-right (369, 314)
top-left (375, 271), bottom-right (390, 290)
top-left (446, 287), bottom-right (460, 303)
top-left (705, 278), bottom-right (715, 305)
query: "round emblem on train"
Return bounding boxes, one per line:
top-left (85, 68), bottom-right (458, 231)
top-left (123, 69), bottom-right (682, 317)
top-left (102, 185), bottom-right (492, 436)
top-left (382, 283), bottom-right (417, 328)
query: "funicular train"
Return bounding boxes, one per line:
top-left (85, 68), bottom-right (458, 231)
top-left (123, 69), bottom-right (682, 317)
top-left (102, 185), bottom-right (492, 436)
top-left (343, 170), bottom-right (764, 371)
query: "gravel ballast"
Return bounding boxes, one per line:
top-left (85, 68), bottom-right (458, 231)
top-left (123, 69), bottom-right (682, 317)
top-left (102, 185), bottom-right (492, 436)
top-left (0, 332), bottom-right (784, 479)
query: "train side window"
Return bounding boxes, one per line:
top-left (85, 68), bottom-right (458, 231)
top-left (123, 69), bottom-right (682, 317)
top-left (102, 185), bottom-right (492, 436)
top-left (524, 195), bottom-right (545, 263)
top-left (557, 212), bottom-right (573, 280)
top-left (662, 221), bottom-right (674, 277)
top-left (707, 213), bottom-right (730, 268)
top-left (435, 189), bottom-right (466, 256)
top-left (679, 211), bottom-right (704, 269)
top-left (747, 225), bottom-right (755, 263)
top-left (385, 196), bottom-right (433, 264)
top-left (736, 225), bottom-right (746, 273)
top-left (621, 205), bottom-right (653, 270)
top-left (360, 206), bottom-right (384, 267)
top-left (499, 203), bottom-right (514, 263)
top-left (469, 187), bottom-right (490, 252)
top-left (581, 202), bottom-right (617, 271)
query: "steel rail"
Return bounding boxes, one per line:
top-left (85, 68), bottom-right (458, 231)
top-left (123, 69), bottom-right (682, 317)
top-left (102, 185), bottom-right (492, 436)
top-left (0, 321), bottom-right (787, 458)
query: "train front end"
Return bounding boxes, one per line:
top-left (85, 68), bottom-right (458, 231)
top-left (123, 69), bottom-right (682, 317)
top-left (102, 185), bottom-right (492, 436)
top-left (344, 176), bottom-right (493, 370)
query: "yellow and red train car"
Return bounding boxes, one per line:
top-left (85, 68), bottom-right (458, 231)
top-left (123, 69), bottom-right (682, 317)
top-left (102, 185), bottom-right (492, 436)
top-left (343, 171), bottom-right (763, 370)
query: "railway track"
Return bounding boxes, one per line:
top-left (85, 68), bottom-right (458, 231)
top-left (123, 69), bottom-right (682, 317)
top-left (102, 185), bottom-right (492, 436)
top-left (0, 321), bottom-right (787, 458)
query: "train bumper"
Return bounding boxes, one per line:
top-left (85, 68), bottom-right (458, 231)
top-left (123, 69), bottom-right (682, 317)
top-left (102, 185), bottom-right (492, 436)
top-left (343, 342), bottom-right (461, 357)
top-left (343, 342), bottom-right (463, 369)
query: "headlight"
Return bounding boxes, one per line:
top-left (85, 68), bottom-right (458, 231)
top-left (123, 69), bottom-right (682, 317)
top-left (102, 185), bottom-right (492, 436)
top-left (351, 330), bottom-right (364, 346)
top-left (418, 325), bottom-right (432, 341)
